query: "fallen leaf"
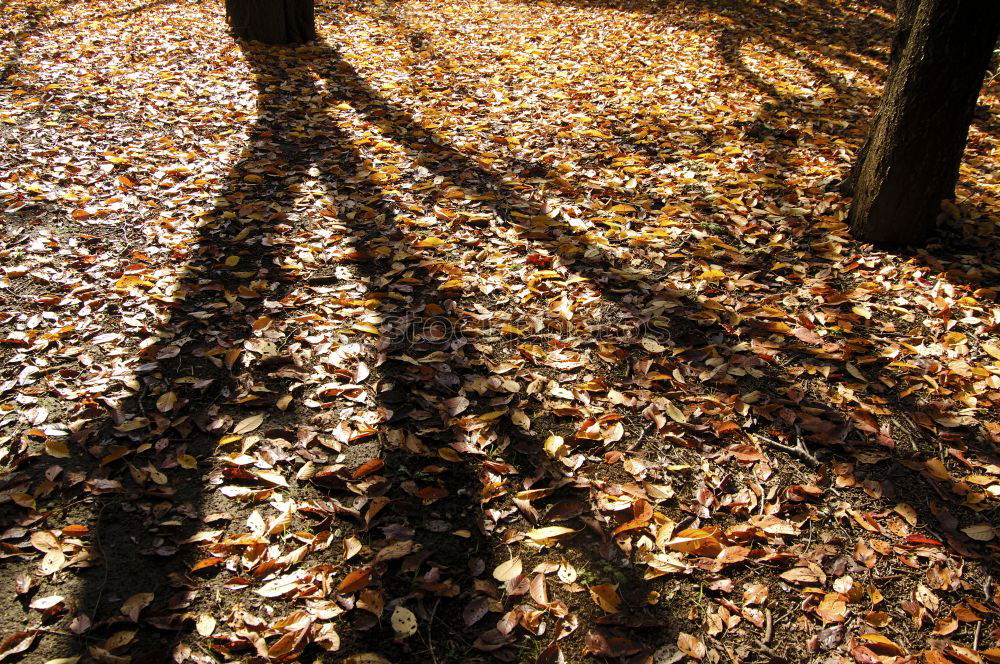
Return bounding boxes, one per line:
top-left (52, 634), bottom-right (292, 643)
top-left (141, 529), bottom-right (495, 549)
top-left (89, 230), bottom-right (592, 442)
top-left (493, 557), bottom-right (523, 582)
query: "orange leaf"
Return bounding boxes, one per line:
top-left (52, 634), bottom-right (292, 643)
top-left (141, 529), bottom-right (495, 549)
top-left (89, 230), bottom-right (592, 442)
top-left (352, 458), bottom-right (384, 480)
top-left (337, 567), bottom-right (372, 594)
top-left (190, 557), bottom-right (225, 573)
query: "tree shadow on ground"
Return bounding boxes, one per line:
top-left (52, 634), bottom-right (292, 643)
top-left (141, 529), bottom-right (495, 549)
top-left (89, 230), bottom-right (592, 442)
top-left (3, 0), bottom-right (999, 661)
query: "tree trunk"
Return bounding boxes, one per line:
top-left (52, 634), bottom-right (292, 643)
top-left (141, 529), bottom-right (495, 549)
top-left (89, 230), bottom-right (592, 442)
top-left (889, 0), bottom-right (920, 71)
top-left (840, 0), bottom-right (919, 195)
top-left (848, 0), bottom-right (1000, 244)
top-left (226, 0), bottom-right (316, 45)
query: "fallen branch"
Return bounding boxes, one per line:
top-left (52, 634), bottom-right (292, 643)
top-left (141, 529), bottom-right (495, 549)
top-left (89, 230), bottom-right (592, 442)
top-left (755, 434), bottom-right (820, 469)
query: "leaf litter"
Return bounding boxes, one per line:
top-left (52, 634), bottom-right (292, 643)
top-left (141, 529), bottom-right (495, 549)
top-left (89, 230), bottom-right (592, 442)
top-left (1, 0), bottom-right (1000, 662)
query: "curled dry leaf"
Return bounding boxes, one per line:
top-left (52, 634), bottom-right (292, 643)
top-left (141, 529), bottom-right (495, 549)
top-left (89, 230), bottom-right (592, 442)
top-left (493, 556), bottom-right (522, 582)
top-left (677, 632), bottom-right (706, 660)
top-left (119, 592), bottom-right (154, 621)
top-left (0, 631), bottom-right (39, 661)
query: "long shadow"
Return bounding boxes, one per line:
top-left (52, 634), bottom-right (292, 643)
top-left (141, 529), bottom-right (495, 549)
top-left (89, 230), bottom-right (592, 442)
top-left (48, 27), bottom-right (553, 664)
top-left (349, 0), bottom-right (1000, 582)
top-left (5, 1), bottom-right (998, 661)
top-left (43, 34), bottom-right (316, 664)
top-left (257, 20), bottom-right (1000, 659)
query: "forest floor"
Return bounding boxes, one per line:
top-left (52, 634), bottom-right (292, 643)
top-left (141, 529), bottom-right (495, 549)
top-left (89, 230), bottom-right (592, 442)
top-left (1, 0), bottom-right (1000, 662)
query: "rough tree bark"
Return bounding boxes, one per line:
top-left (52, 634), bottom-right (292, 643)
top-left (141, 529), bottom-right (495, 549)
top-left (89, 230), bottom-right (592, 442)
top-left (225, 0), bottom-right (316, 45)
top-left (841, 0), bottom-right (918, 196)
top-left (848, 0), bottom-right (999, 244)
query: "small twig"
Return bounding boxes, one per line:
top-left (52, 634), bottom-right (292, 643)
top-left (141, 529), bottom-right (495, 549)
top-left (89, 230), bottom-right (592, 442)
top-left (43, 496), bottom-right (91, 519)
top-left (629, 422), bottom-right (654, 450)
top-left (426, 597), bottom-right (441, 664)
top-left (32, 627), bottom-right (100, 641)
top-left (973, 621), bottom-right (981, 651)
top-left (761, 608), bottom-right (773, 645)
top-left (36, 362), bottom-right (77, 377)
top-left (756, 434), bottom-right (820, 468)
top-left (91, 501), bottom-right (110, 619)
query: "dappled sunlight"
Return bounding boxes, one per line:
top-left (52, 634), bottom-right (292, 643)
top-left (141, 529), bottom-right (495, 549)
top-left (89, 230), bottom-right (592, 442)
top-left (1, 0), bottom-right (1000, 662)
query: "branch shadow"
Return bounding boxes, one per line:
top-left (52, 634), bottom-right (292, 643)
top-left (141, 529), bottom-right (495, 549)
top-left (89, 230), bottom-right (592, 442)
top-left (67, 4), bottom-right (1000, 661)
top-left (3, 0), bottom-right (998, 661)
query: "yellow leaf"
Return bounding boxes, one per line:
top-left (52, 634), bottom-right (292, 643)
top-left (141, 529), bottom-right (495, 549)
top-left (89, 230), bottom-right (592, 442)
top-left (120, 592), bottom-right (154, 620)
top-left (195, 614), bottom-right (216, 637)
top-left (664, 400), bottom-right (687, 423)
top-left (114, 275), bottom-right (152, 291)
top-left (253, 470), bottom-right (288, 487)
top-left (924, 458), bottom-right (950, 481)
top-left (438, 447), bottom-right (461, 462)
top-left (156, 391), bottom-right (177, 413)
top-left (893, 503), bottom-right (917, 526)
top-left (589, 584), bottom-right (622, 613)
top-left (342, 655), bottom-right (391, 664)
top-left (698, 269), bottom-right (725, 282)
top-left (45, 438), bottom-right (71, 458)
top-left (845, 363), bottom-right (867, 381)
top-left (343, 536), bottom-right (363, 561)
top-left (177, 454), bottom-right (198, 469)
top-left (857, 632), bottom-right (904, 656)
top-left (525, 526), bottom-right (576, 546)
top-left (501, 324), bottom-right (524, 336)
top-left (666, 528), bottom-right (723, 557)
top-left (224, 348), bottom-right (242, 370)
top-left (543, 434), bottom-right (567, 459)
